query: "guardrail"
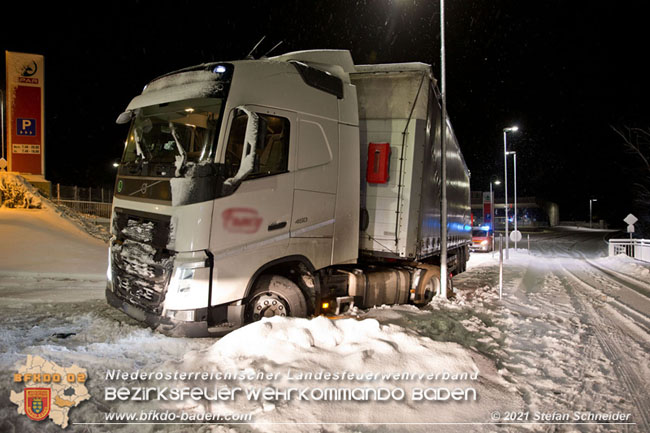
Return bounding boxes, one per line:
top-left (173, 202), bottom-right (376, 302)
top-left (54, 199), bottom-right (112, 219)
top-left (608, 238), bottom-right (650, 263)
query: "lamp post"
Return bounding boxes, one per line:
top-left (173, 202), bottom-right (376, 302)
top-left (506, 151), bottom-right (517, 250)
top-left (503, 126), bottom-right (518, 259)
top-left (439, 0), bottom-right (449, 299)
top-left (490, 179), bottom-right (501, 255)
top-left (489, 178), bottom-right (501, 231)
top-left (1, 89), bottom-right (5, 163)
top-left (589, 198), bottom-right (597, 229)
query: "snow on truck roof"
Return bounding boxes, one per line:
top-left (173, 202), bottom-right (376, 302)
top-left (123, 50), bottom-right (436, 111)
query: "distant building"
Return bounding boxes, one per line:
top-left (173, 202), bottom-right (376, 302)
top-left (471, 191), bottom-right (559, 228)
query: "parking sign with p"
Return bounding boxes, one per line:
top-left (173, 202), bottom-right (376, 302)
top-left (17, 118), bottom-right (37, 136)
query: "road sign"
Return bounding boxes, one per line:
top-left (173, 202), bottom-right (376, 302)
top-left (627, 225), bottom-right (635, 233)
top-left (0, 158), bottom-right (7, 170)
top-left (510, 230), bottom-right (522, 243)
top-left (624, 214), bottom-right (638, 225)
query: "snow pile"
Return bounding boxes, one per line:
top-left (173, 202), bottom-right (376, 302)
top-left (0, 172), bottom-right (43, 209)
top-left (173, 316), bottom-right (519, 429)
top-left (595, 254), bottom-right (650, 279)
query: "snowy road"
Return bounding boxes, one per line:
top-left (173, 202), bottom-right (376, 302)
top-left (447, 228), bottom-right (650, 432)
top-left (1, 222), bottom-right (649, 432)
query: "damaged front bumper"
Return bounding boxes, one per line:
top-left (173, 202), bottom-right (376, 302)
top-left (105, 287), bottom-right (217, 337)
top-left (107, 240), bottom-right (243, 337)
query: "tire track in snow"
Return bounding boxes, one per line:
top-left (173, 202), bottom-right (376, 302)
top-left (584, 257), bottom-right (650, 296)
top-left (560, 263), bottom-right (650, 432)
top-left (574, 257), bottom-right (650, 337)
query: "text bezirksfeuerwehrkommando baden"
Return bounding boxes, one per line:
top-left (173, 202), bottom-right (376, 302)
top-left (103, 369), bottom-right (480, 402)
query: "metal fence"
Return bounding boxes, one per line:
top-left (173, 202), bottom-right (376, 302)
top-left (54, 199), bottom-right (112, 219)
top-left (608, 239), bottom-right (650, 263)
top-left (54, 184), bottom-right (113, 203)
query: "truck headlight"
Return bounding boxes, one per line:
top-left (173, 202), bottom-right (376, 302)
top-left (169, 255), bottom-right (210, 295)
top-left (106, 247), bottom-right (113, 290)
top-left (176, 268), bottom-right (196, 293)
top-left (481, 240), bottom-right (488, 245)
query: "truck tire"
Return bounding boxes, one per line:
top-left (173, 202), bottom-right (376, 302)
top-left (414, 265), bottom-right (440, 305)
top-left (414, 265), bottom-right (454, 304)
top-left (246, 275), bottom-right (308, 322)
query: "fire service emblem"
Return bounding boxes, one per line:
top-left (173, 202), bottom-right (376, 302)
top-left (24, 388), bottom-right (51, 421)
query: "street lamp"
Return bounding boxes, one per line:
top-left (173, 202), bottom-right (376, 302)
top-left (589, 198), bottom-right (597, 229)
top-left (503, 126), bottom-right (518, 259)
top-left (489, 178), bottom-right (501, 231)
top-left (490, 179), bottom-right (501, 256)
top-left (506, 151), bottom-right (518, 250)
top-left (440, 0), bottom-right (449, 298)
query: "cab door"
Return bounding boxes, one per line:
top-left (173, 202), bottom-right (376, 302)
top-left (209, 106), bottom-right (296, 303)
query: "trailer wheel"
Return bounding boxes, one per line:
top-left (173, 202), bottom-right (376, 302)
top-left (414, 266), bottom-right (440, 305)
top-left (245, 275), bottom-right (308, 322)
top-left (415, 266), bottom-right (454, 304)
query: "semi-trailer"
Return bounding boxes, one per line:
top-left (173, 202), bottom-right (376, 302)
top-left (106, 50), bottom-right (471, 337)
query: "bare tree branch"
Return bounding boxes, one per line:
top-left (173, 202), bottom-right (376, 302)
top-left (612, 126), bottom-right (650, 172)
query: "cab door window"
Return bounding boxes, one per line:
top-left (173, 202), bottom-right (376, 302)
top-left (224, 110), bottom-right (290, 179)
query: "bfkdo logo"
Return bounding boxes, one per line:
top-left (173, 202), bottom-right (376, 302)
top-left (25, 388), bottom-right (51, 421)
top-left (10, 355), bottom-right (91, 429)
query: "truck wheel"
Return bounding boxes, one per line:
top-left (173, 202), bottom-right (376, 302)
top-left (246, 275), bottom-right (307, 322)
top-left (414, 266), bottom-right (440, 305)
top-left (415, 265), bottom-right (454, 304)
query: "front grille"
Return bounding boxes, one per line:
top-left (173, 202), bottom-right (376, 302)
top-left (112, 239), bottom-right (174, 314)
top-left (111, 208), bottom-right (175, 314)
top-left (113, 207), bottom-right (173, 249)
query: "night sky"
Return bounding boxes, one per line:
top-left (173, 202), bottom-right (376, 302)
top-left (1, 1), bottom-right (648, 225)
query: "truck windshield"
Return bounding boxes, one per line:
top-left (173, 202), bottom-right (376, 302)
top-left (121, 98), bottom-right (223, 166)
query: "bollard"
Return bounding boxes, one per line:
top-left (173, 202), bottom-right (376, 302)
top-left (527, 234), bottom-right (530, 254)
top-left (499, 234), bottom-right (503, 299)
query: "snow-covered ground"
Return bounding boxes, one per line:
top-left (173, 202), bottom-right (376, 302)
top-left (1, 181), bottom-right (649, 432)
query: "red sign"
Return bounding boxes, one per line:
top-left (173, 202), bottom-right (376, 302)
top-left (24, 388), bottom-right (51, 421)
top-left (484, 202), bottom-right (492, 223)
top-left (222, 208), bottom-right (263, 234)
top-left (5, 51), bottom-right (45, 175)
top-left (10, 86), bottom-right (42, 173)
top-left (366, 142), bottom-right (391, 184)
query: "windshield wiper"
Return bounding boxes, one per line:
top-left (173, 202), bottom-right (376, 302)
top-left (169, 122), bottom-right (187, 176)
top-left (133, 127), bottom-right (155, 162)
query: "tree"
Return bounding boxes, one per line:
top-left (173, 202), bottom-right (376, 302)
top-left (612, 126), bottom-right (650, 235)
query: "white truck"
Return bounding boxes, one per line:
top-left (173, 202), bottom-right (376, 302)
top-left (106, 50), bottom-right (471, 337)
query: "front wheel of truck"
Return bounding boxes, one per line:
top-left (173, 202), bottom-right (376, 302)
top-left (245, 275), bottom-right (308, 322)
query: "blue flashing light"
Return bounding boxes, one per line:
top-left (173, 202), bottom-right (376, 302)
top-left (480, 224), bottom-right (491, 231)
top-left (213, 65), bottom-right (227, 74)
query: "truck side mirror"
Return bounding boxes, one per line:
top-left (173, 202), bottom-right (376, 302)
top-left (116, 110), bottom-right (135, 124)
top-left (223, 107), bottom-right (259, 193)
